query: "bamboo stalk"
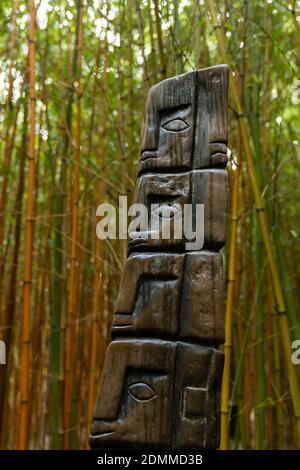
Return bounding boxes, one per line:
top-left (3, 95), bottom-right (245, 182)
top-left (271, 286), bottom-right (285, 448)
top-left (135, 0), bottom-right (150, 92)
top-left (18, 0), bottom-right (36, 449)
top-left (265, 274), bottom-right (275, 448)
top-left (126, 0), bottom-right (136, 192)
top-left (208, 0), bottom-right (300, 442)
top-left (63, 0), bottom-right (84, 450)
top-left (148, 0), bottom-right (158, 83)
top-left (260, 14), bottom-right (274, 447)
top-left (255, 219), bottom-right (266, 449)
top-left (153, 0), bottom-right (166, 79)
top-left (51, 0), bottom-right (80, 449)
top-left (220, 151), bottom-right (240, 449)
top-left (0, 26), bottom-right (22, 310)
top-left (117, 0), bottom-right (128, 265)
top-left (240, 177), bottom-right (251, 449)
top-left (0, 98), bottom-right (28, 447)
top-left (0, 90), bottom-right (23, 432)
top-left (291, 0), bottom-right (300, 74)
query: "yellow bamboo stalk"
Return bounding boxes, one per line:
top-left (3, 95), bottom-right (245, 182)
top-left (208, 0), bottom-right (300, 444)
top-left (63, 0), bottom-right (83, 449)
top-left (220, 159), bottom-right (239, 449)
top-left (18, 0), bottom-right (36, 449)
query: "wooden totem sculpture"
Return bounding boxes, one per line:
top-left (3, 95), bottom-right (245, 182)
top-left (91, 65), bottom-right (229, 449)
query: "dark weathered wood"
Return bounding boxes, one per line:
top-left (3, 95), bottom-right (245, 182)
top-left (138, 65), bottom-right (228, 174)
top-left (91, 339), bottom-right (175, 448)
top-left (91, 65), bottom-right (229, 449)
top-left (111, 251), bottom-right (224, 344)
top-left (180, 252), bottom-right (224, 345)
top-left (191, 170), bottom-right (229, 249)
top-left (129, 173), bottom-right (190, 251)
top-left (172, 343), bottom-right (224, 449)
top-left (113, 253), bottom-right (184, 337)
top-left (128, 169), bottom-right (228, 251)
top-left (91, 340), bottom-right (223, 449)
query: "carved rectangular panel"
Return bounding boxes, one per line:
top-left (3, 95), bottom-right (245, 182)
top-left (173, 343), bottom-right (224, 449)
top-left (191, 169), bottom-right (229, 249)
top-left (193, 65), bottom-right (229, 168)
top-left (181, 252), bottom-right (224, 344)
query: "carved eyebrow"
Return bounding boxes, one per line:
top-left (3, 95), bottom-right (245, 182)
top-left (159, 103), bottom-right (191, 119)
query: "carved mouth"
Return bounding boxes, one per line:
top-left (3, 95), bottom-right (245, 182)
top-left (128, 238), bottom-right (147, 246)
top-left (209, 142), bottom-right (227, 158)
top-left (141, 150), bottom-right (157, 161)
top-left (91, 425), bottom-right (115, 439)
top-left (113, 324), bottom-right (134, 328)
top-left (93, 431), bottom-right (114, 438)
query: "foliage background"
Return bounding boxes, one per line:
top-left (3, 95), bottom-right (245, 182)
top-left (0, 0), bottom-right (299, 449)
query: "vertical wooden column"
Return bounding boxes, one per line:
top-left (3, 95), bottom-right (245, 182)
top-left (91, 65), bottom-right (229, 449)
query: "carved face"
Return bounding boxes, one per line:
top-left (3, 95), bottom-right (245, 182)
top-left (91, 339), bottom-right (175, 448)
top-left (129, 66), bottom-right (229, 252)
top-left (112, 253), bottom-right (184, 337)
top-left (138, 65), bottom-right (229, 174)
top-left (139, 72), bottom-right (195, 173)
top-left (111, 252), bottom-right (224, 345)
top-left (128, 173), bottom-right (190, 251)
top-left (91, 340), bottom-right (223, 449)
top-left (128, 169), bottom-right (228, 251)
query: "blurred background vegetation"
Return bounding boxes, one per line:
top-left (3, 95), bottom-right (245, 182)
top-left (0, 0), bottom-right (299, 450)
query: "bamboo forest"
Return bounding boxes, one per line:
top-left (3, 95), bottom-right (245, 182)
top-left (0, 0), bottom-right (300, 451)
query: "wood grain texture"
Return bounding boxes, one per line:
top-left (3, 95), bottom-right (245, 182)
top-left (91, 340), bottom-right (223, 449)
top-left (112, 251), bottom-right (224, 344)
top-left (138, 65), bottom-right (228, 174)
top-left (129, 169), bottom-right (228, 252)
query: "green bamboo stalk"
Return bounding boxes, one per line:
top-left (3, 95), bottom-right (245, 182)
top-left (18, 0), bottom-right (36, 449)
top-left (208, 0), bottom-right (300, 442)
top-left (220, 152), bottom-right (240, 449)
top-left (272, 301), bottom-right (285, 448)
top-left (255, 218), bottom-right (266, 449)
top-left (63, 0), bottom-right (84, 449)
top-left (51, 1), bottom-right (81, 449)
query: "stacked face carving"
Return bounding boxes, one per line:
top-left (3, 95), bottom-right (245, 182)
top-left (91, 65), bottom-right (229, 449)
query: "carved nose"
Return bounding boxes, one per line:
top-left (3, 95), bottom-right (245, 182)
top-left (141, 121), bottom-right (158, 153)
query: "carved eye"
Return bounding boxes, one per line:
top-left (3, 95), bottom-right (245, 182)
top-left (162, 118), bottom-right (189, 132)
top-left (152, 204), bottom-right (181, 219)
top-left (128, 382), bottom-right (156, 402)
